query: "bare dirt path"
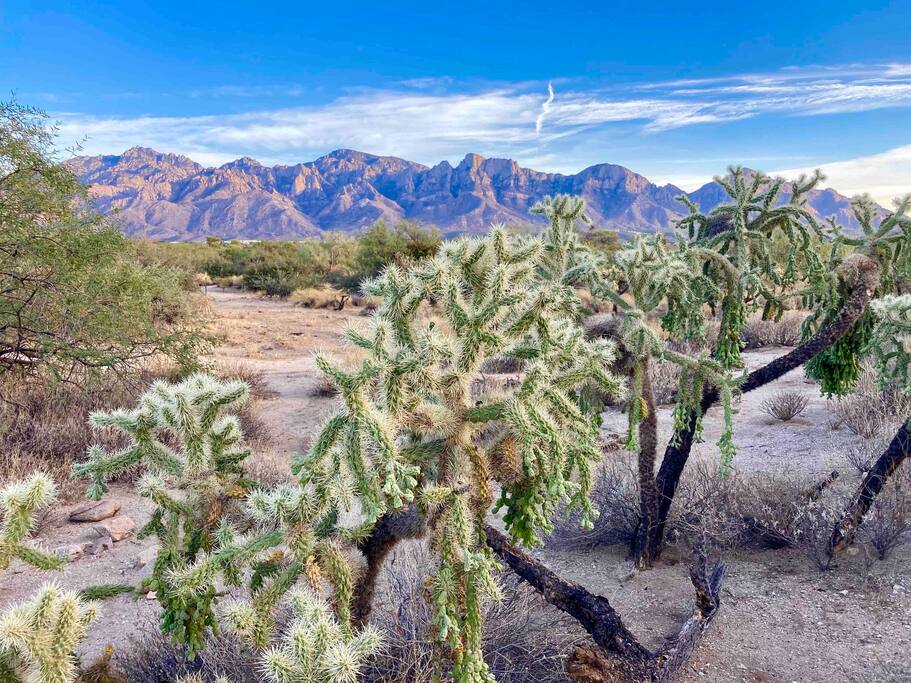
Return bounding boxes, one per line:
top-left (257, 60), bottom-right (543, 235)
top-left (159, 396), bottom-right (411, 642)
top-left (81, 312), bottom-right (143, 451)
top-left (2, 288), bottom-right (908, 681)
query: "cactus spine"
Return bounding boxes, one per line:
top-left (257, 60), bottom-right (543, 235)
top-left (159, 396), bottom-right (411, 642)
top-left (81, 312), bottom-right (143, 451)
top-left (0, 476), bottom-right (97, 683)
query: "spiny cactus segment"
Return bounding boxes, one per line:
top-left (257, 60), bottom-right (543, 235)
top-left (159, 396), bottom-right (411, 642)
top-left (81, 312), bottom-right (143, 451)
top-left (0, 583), bottom-right (97, 683)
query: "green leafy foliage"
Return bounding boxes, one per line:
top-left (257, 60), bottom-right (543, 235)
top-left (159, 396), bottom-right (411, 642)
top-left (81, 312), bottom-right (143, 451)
top-left (0, 100), bottom-right (208, 379)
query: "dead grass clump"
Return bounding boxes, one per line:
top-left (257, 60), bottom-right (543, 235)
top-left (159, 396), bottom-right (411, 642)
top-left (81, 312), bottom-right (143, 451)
top-left (351, 293), bottom-right (382, 311)
top-left (741, 312), bottom-right (805, 349)
top-left (213, 275), bottom-right (244, 289)
top-left (291, 286), bottom-right (350, 310)
top-left (480, 356), bottom-right (526, 374)
top-left (828, 363), bottom-right (911, 438)
top-left (0, 376), bottom-right (142, 500)
top-left (365, 546), bottom-right (578, 683)
top-left (760, 390), bottom-right (810, 421)
top-left (115, 613), bottom-right (264, 683)
top-left (650, 359), bottom-right (682, 406)
top-left (549, 457), bottom-right (639, 549)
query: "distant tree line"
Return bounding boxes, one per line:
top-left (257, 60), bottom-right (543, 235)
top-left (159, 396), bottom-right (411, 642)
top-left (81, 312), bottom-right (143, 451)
top-left (138, 221), bottom-right (620, 298)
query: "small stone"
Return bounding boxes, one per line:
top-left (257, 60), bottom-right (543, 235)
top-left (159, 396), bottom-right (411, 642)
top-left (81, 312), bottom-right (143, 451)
top-left (68, 500), bottom-right (121, 523)
top-left (93, 516), bottom-right (136, 542)
top-left (146, 591), bottom-right (157, 600)
top-left (85, 532), bottom-right (114, 556)
top-left (131, 544), bottom-right (160, 569)
top-left (54, 542), bottom-right (91, 560)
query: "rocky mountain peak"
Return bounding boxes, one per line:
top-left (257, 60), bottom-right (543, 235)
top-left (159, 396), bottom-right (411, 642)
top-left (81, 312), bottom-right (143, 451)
top-left (66, 148), bottom-right (884, 241)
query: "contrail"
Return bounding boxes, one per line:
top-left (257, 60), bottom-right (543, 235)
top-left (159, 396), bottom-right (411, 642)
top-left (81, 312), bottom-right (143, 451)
top-left (535, 82), bottom-right (555, 136)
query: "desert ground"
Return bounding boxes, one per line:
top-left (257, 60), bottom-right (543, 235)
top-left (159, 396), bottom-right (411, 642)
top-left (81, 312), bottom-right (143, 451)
top-left (3, 288), bottom-right (908, 682)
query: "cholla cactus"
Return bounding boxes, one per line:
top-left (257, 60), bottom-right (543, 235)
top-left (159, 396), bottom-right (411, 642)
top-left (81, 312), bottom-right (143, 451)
top-left (259, 589), bottom-right (380, 683)
top-left (74, 374), bottom-right (267, 659)
top-left (868, 294), bottom-right (911, 393)
top-left (0, 476), bottom-right (97, 683)
top-left (0, 473), bottom-right (65, 572)
top-left (300, 223), bottom-right (625, 681)
top-left (218, 484), bottom-right (360, 650)
top-left (0, 583), bottom-right (97, 683)
top-left (177, 674), bottom-right (229, 683)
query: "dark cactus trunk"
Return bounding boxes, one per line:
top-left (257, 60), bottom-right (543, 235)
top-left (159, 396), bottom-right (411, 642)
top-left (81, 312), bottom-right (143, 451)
top-left (828, 419), bottom-right (910, 559)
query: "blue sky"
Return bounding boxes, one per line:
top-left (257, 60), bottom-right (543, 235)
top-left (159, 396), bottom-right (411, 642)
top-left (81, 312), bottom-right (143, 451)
top-left (2, 0), bottom-right (910, 202)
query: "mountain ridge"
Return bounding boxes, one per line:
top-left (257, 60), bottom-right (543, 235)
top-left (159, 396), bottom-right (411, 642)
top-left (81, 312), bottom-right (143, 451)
top-left (67, 147), bottom-right (882, 241)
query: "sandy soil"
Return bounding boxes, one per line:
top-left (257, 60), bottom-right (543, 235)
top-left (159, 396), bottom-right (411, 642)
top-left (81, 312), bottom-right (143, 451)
top-left (2, 288), bottom-right (908, 682)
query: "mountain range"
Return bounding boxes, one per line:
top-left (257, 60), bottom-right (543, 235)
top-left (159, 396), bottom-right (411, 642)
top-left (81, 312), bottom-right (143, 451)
top-left (67, 147), bottom-right (881, 241)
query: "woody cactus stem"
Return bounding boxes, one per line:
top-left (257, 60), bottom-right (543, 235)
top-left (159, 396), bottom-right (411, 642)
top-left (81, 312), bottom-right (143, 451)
top-left (631, 361), bottom-right (661, 569)
top-left (485, 525), bottom-right (724, 683)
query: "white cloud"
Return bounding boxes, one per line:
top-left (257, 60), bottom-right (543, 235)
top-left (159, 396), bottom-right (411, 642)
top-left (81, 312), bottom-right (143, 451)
top-left (775, 145), bottom-right (911, 206)
top-left (535, 82), bottom-right (554, 136)
top-left (55, 63), bottom-right (911, 202)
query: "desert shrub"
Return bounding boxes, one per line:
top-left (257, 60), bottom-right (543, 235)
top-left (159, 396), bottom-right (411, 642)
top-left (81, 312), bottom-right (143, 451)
top-left (650, 359), bottom-right (682, 405)
top-left (0, 378), bottom-right (143, 498)
top-left (760, 390), bottom-right (810, 421)
top-left (291, 286), bottom-right (349, 309)
top-left (479, 355), bottom-right (526, 374)
top-left (244, 267), bottom-right (298, 297)
top-left (344, 220), bottom-right (442, 287)
top-left (741, 312), bottom-right (805, 349)
top-left (116, 615), bottom-right (262, 683)
top-left (718, 470), bottom-right (845, 569)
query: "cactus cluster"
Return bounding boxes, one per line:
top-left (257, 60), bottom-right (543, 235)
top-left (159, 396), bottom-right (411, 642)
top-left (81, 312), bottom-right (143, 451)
top-left (73, 373), bottom-right (264, 659)
top-left (0, 473), bottom-right (65, 572)
top-left (0, 583), bottom-right (98, 683)
top-left (294, 220), bottom-right (626, 681)
top-left (259, 589), bottom-right (381, 683)
top-left (0, 475), bottom-right (98, 683)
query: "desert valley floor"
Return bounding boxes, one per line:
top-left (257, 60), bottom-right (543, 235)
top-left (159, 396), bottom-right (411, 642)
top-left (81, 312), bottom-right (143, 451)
top-left (2, 289), bottom-right (909, 683)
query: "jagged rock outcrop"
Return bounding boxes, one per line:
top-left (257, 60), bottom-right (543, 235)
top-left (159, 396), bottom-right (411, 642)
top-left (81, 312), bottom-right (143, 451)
top-left (67, 147), bottom-right (883, 240)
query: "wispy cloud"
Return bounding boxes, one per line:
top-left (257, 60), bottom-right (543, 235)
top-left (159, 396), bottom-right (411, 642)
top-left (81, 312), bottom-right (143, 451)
top-left (535, 82), bottom-right (554, 136)
top-left (55, 63), bottom-right (911, 199)
top-left (775, 144), bottom-right (911, 206)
